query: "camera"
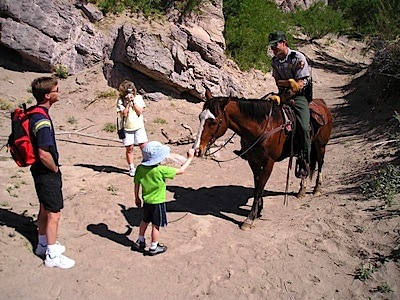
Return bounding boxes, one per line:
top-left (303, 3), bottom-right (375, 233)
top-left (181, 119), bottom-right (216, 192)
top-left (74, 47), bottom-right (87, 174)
top-left (127, 88), bottom-right (133, 95)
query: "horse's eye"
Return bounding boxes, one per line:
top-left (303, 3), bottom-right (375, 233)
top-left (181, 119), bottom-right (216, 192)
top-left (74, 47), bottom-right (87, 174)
top-left (207, 118), bottom-right (217, 125)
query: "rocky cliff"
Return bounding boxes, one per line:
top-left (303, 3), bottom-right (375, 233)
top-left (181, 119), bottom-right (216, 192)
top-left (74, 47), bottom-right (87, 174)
top-left (0, 0), bottom-right (250, 100)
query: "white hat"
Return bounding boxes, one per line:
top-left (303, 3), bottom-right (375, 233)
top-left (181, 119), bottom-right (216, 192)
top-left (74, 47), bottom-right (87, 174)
top-left (141, 141), bottom-right (170, 166)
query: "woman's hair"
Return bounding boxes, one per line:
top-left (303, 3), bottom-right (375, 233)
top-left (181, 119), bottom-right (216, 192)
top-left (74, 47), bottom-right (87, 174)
top-left (31, 77), bottom-right (58, 103)
top-left (118, 80), bottom-right (137, 104)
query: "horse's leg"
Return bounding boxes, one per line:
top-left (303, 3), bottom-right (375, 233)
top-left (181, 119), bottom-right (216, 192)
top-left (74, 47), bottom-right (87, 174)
top-left (241, 158), bottom-right (275, 231)
top-left (297, 177), bottom-right (307, 198)
top-left (313, 145), bottom-right (326, 196)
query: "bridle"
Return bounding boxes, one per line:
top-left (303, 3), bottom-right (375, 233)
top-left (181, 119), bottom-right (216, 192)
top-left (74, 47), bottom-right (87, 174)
top-left (204, 106), bottom-right (232, 156)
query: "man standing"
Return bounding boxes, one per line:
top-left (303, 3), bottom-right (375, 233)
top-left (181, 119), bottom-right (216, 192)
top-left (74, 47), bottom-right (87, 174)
top-left (268, 31), bottom-right (312, 177)
top-left (30, 77), bottom-right (75, 269)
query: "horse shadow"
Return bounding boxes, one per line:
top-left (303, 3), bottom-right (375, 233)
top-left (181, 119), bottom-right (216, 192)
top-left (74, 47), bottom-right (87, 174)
top-left (74, 163), bottom-right (127, 174)
top-left (0, 208), bottom-right (37, 251)
top-left (87, 186), bottom-right (288, 250)
top-left (119, 185), bottom-right (287, 228)
top-left (167, 185), bottom-right (291, 226)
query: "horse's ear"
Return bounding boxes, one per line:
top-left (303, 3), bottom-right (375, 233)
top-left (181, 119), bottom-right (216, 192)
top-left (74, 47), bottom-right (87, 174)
top-left (205, 87), bottom-right (213, 101)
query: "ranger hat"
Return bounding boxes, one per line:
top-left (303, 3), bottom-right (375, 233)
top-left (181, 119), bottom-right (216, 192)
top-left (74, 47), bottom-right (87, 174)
top-left (268, 31), bottom-right (287, 46)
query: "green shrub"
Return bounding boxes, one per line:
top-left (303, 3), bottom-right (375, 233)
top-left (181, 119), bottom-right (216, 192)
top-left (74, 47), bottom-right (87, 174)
top-left (67, 116), bottom-right (78, 125)
top-left (355, 263), bottom-right (375, 281)
top-left (103, 122), bottom-right (116, 132)
top-left (107, 185), bottom-right (118, 195)
top-left (54, 64), bottom-right (69, 79)
top-left (291, 2), bottom-right (351, 40)
top-left (88, 0), bottom-right (212, 17)
top-left (224, 0), bottom-right (288, 72)
top-left (97, 89), bottom-right (118, 99)
top-left (376, 283), bottom-right (393, 293)
top-left (335, 0), bottom-right (400, 40)
top-left (0, 98), bottom-right (13, 110)
top-left (361, 164), bottom-right (400, 207)
top-left (392, 111), bottom-right (400, 149)
top-left (153, 117), bottom-right (166, 124)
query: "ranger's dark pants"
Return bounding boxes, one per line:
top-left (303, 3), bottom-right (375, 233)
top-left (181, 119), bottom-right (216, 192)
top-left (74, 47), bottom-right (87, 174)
top-left (292, 95), bottom-right (311, 164)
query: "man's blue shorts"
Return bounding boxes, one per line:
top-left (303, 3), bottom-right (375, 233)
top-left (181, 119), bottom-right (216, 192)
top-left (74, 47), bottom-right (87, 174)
top-left (142, 202), bottom-right (168, 227)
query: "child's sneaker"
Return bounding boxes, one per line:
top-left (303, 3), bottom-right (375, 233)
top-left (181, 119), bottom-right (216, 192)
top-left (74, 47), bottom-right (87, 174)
top-left (35, 241), bottom-right (65, 258)
top-left (135, 239), bottom-right (146, 250)
top-left (44, 254), bottom-right (75, 269)
top-left (149, 243), bottom-right (167, 256)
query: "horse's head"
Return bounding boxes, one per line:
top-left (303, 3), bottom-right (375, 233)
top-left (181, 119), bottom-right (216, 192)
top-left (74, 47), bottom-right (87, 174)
top-left (193, 96), bottom-right (230, 157)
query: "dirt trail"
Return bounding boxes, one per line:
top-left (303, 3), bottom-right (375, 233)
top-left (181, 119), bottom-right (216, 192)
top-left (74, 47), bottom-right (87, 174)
top-left (0, 37), bottom-right (399, 299)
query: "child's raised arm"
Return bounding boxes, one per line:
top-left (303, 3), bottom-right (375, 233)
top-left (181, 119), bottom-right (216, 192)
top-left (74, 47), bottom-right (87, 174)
top-left (176, 148), bottom-right (195, 175)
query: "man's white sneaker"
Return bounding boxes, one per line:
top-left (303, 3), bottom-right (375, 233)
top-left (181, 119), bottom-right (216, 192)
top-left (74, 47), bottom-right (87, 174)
top-left (35, 241), bottom-right (66, 258)
top-left (44, 254), bottom-right (75, 269)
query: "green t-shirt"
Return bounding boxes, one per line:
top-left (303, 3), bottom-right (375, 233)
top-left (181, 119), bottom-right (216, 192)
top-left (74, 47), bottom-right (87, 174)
top-left (134, 165), bottom-right (177, 204)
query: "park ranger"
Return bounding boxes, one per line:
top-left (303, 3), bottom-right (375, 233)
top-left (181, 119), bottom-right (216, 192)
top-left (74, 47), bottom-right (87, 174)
top-left (268, 30), bottom-right (312, 178)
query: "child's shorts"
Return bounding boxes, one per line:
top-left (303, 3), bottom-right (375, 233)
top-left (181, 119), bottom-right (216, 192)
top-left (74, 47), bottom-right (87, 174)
top-left (142, 202), bottom-right (168, 227)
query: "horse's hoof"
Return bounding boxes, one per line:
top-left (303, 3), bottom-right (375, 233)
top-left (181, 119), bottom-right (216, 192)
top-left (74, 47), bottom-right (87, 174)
top-left (240, 222), bottom-right (253, 231)
top-left (297, 190), bottom-right (307, 199)
top-left (313, 190), bottom-right (322, 197)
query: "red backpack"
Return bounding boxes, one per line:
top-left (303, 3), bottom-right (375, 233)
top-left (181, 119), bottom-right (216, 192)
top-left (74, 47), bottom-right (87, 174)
top-left (7, 104), bottom-right (49, 167)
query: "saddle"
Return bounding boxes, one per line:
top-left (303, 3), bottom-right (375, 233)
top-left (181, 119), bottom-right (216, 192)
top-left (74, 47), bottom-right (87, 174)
top-left (281, 99), bottom-right (329, 178)
top-left (282, 99), bottom-right (329, 130)
top-left (309, 100), bottom-right (328, 126)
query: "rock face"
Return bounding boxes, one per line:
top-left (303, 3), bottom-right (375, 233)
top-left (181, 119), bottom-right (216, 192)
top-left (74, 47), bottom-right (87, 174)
top-left (0, 0), bottom-right (251, 99)
top-left (0, 0), bottom-right (105, 73)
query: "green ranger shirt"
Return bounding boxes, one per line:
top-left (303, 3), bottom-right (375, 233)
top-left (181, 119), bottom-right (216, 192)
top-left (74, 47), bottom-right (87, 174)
top-left (134, 165), bottom-right (177, 204)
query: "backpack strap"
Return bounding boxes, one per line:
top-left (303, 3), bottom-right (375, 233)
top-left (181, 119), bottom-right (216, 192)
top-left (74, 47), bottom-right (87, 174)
top-left (26, 105), bottom-right (49, 119)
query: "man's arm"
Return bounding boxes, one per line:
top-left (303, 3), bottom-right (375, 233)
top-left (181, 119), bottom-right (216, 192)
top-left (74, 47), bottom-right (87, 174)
top-left (38, 147), bottom-right (58, 173)
top-left (275, 78), bottom-right (305, 90)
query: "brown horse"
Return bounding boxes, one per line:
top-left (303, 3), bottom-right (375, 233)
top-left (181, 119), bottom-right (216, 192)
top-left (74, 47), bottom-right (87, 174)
top-left (193, 95), bottom-right (333, 230)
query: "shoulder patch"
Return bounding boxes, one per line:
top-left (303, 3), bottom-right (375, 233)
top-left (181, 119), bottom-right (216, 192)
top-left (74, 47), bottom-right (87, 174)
top-left (298, 61), bottom-right (305, 69)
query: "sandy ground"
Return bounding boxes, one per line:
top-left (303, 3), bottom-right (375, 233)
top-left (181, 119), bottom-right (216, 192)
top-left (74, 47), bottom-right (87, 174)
top-left (0, 37), bottom-right (399, 300)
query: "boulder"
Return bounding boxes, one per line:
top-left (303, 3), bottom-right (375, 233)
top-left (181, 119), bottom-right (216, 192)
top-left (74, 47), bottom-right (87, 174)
top-left (0, 0), bottom-right (249, 99)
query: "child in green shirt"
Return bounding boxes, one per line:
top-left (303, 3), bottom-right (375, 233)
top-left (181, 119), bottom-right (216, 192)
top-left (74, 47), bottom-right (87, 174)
top-left (134, 141), bottom-right (195, 255)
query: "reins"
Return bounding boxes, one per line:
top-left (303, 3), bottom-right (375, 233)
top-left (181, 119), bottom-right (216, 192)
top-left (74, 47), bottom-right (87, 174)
top-left (206, 132), bottom-right (236, 157)
top-left (209, 102), bottom-right (290, 164)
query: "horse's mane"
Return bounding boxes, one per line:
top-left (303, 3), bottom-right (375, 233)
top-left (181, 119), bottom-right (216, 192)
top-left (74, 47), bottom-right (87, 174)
top-left (204, 97), bottom-right (274, 124)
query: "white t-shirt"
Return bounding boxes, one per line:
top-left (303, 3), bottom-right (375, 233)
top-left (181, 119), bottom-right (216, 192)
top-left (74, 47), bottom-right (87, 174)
top-left (116, 94), bottom-right (146, 131)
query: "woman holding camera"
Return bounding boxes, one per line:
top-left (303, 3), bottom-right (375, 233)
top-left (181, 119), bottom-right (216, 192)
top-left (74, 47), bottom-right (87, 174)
top-left (116, 80), bottom-right (148, 176)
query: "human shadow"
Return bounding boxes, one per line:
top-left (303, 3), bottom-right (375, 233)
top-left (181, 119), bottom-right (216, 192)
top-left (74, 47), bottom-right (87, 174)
top-left (0, 208), bottom-right (37, 251)
top-left (118, 203), bottom-right (143, 228)
top-left (74, 163), bottom-right (127, 174)
top-left (86, 223), bottom-right (143, 253)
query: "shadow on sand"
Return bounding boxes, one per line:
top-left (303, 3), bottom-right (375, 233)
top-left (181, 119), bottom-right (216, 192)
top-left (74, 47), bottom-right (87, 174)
top-left (75, 163), bottom-right (128, 175)
top-left (0, 208), bottom-right (37, 251)
top-left (87, 184), bottom-right (265, 250)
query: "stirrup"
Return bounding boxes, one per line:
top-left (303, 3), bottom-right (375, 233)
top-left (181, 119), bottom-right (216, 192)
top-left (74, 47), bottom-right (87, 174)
top-left (295, 159), bottom-right (309, 178)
